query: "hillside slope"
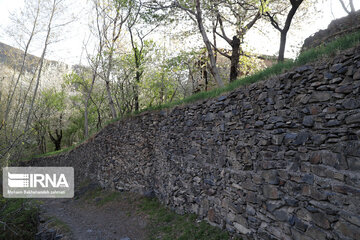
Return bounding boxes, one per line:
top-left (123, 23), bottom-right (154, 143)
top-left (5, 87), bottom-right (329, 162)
top-left (27, 42), bottom-right (360, 240)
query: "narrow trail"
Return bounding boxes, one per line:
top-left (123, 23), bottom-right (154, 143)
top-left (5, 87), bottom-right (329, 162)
top-left (38, 191), bottom-right (148, 240)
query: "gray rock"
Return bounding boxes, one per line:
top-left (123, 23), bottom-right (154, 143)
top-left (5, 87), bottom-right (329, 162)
top-left (294, 132), bottom-right (310, 145)
top-left (263, 185), bottom-right (279, 199)
top-left (309, 91), bottom-right (331, 103)
top-left (334, 221), bottom-right (360, 239)
top-left (330, 63), bottom-right (343, 73)
top-left (345, 113), bottom-right (360, 124)
top-left (302, 116), bottom-right (314, 127)
top-left (342, 98), bottom-right (360, 109)
top-left (353, 69), bottom-right (360, 80)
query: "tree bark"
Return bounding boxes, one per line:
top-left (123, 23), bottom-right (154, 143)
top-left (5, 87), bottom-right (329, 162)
top-left (277, 0), bottom-right (303, 62)
top-left (4, 2), bottom-right (40, 124)
top-left (230, 36), bottom-right (241, 82)
top-left (278, 31), bottom-right (288, 62)
top-left (49, 129), bottom-right (62, 151)
top-left (195, 0), bottom-right (224, 87)
top-left (25, 0), bottom-right (57, 131)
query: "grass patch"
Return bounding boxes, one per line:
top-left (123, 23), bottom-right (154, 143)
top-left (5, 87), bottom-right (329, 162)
top-left (80, 187), bottom-right (129, 207)
top-left (47, 216), bottom-right (72, 234)
top-left (0, 197), bottom-right (39, 240)
top-left (140, 197), bottom-right (240, 240)
top-left (93, 191), bottom-right (122, 206)
top-left (75, 186), bottom-right (240, 239)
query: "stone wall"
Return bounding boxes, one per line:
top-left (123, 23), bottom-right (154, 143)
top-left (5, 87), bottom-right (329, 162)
top-left (27, 46), bottom-right (360, 240)
top-left (301, 10), bottom-right (360, 52)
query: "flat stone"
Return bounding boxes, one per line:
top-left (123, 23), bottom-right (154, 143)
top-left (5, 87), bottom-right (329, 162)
top-left (334, 221), bottom-right (360, 239)
top-left (310, 150), bottom-right (338, 167)
top-left (342, 98), bottom-right (360, 109)
top-left (268, 116), bottom-right (284, 123)
top-left (291, 228), bottom-right (313, 240)
top-left (332, 185), bottom-right (360, 196)
top-left (335, 84), bottom-right (353, 93)
top-left (330, 63), bottom-right (343, 72)
top-left (323, 72), bottom-right (334, 80)
top-left (217, 95), bottom-right (227, 101)
top-left (271, 134), bottom-right (284, 146)
top-left (204, 113), bottom-right (215, 121)
top-left (347, 157), bottom-right (360, 171)
top-left (257, 92), bottom-right (267, 101)
top-left (302, 116), bottom-right (314, 127)
top-left (302, 174), bottom-right (314, 184)
top-left (344, 141), bottom-right (360, 157)
top-left (345, 113), bottom-right (360, 124)
top-left (246, 204), bottom-right (256, 216)
top-left (311, 212), bottom-right (330, 229)
top-left (273, 209), bottom-right (289, 222)
top-left (294, 132), bottom-right (310, 145)
top-left (290, 215), bottom-right (308, 232)
top-left (329, 77), bottom-right (342, 84)
top-left (324, 119), bottom-right (340, 127)
top-left (309, 91), bottom-right (331, 103)
top-left (233, 222), bottom-right (251, 235)
top-left (263, 185), bottom-right (279, 199)
top-left (353, 69), bottom-right (360, 80)
top-left (262, 170), bottom-right (280, 185)
top-left (312, 134), bottom-right (327, 145)
top-left (305, 226), bottom-right (327, 240)
top-left (266, 201), bottom-right (283, 212)
top-left (255, 120), bottom-right (264, 127)
top-left (302, 186), bottom-right (327, 200)
top-left (285, 197), bottom-right (298, 207)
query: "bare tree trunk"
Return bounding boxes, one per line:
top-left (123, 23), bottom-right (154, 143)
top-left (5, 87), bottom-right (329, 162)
top-left (4, 3), bottom-right (40, 123)
top-left (278, 31), bottom-right (287, 62)
top-left (230, 36), bottom-right (241, 82)
top-left (104, 50), bottom-right (117, 119)
top-left (339, 0), bottom-right (355, 14)
top-left (25, 0), bottom-right (57, 131)
top-left (49, 129), bottom-right (62, 151)
top-left (277, 0), bottom-right (303, 62)
top-left (195, 0), bottom-right (224, 87)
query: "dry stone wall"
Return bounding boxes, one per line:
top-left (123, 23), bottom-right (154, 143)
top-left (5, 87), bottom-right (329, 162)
top-left (301, 10), bottom-right (360, 52)
top-left (28, 46), bottom-right (360, 240)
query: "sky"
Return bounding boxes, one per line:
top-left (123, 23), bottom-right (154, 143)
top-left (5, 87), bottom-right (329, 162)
top-left (0, 0), bottom-right (359, 65)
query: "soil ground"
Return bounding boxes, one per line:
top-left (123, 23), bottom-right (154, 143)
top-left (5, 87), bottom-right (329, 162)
top-left (38, 185), bottom-right (148, 240)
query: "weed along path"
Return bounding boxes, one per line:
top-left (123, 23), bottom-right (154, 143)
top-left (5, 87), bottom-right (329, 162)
top-left (36, 182), bottom-right (238, 240)
top-left (38, 186), bottom-right (148, 240)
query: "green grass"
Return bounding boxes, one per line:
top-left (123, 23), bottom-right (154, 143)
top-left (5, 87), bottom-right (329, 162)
top-left (77, 186), bottom-right (239, 240)
top-left (140, 197), bottom-right (240, 240)
top-left (80, 187), bottom-right (127, 207)
top-left (139, 29), bottom-right (360, 113)
top-left (28, 30), bottom-right (360, 159)
top-left (47, 216), bottom-right (72, 234)
top-left (0, 197), bottom-right (39, 240)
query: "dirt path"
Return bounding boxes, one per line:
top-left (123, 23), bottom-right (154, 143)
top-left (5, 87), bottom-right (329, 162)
top-left (38, 190), bottom-right (148, 240)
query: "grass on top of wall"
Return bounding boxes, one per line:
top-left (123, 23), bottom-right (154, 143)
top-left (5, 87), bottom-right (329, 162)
top-left (32, 30), bottom-right (360, 159)
top-left (140, 30), bottom-right (360, 113)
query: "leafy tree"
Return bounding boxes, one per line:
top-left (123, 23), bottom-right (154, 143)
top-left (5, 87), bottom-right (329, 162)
top-left (32, 88), bottom-right (66, 152)
top-left (93, 0), bottom-right (135, 119)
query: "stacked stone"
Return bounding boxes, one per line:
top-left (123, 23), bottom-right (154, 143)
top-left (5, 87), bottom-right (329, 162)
top-left (301, 10), bottom-right (360, 52)
top-left (29, 46), bottom-right (360, 240)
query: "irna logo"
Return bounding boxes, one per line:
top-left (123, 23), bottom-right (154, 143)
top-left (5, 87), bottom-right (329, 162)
top-left (3, 167), bottom-right (74, 198)
top-left (8, 172), bottom-right (69, 188)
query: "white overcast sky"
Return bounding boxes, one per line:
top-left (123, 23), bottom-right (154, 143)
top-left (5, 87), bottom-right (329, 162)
top-left (0, 0), bottom-right (359, 65)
